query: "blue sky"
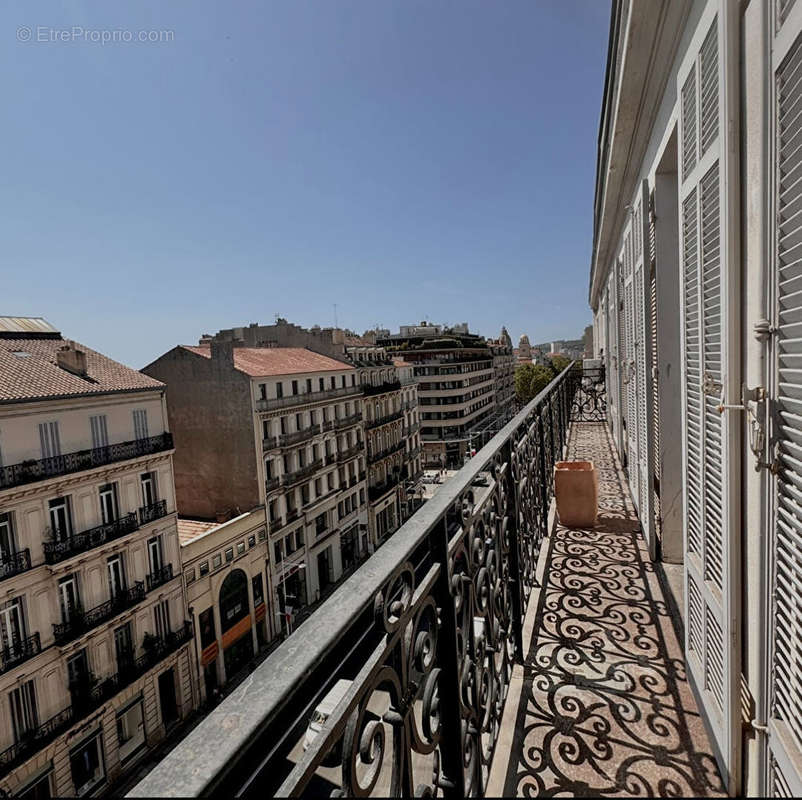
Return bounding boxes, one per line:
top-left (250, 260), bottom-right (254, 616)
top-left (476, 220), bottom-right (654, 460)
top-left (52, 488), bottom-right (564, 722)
top-left (3, 0), bottom-right (609, 368)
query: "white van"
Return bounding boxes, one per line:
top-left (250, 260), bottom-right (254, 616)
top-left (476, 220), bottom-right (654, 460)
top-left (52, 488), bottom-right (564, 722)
top-left (303, 679), bottom-right (352, 752)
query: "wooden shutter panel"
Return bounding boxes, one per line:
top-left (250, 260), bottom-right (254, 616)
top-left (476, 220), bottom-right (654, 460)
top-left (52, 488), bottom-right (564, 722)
top-left (768, 4), bottom-right (802, 795)
top-left (678, 3), bottom-right (740, 791)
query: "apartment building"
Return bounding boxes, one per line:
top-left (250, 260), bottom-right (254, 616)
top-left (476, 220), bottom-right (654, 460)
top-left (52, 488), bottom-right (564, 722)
top-left (178, 510), bottom-right (271, 704)
top-left (395, 359), bottom-right (423, 521)
top-left (345, 346), bottom-right (405, 546)
top-left (591, 0), bottom-right (802, 794)
top-left (143, 342), bottom-right (368, 634)
top-left (379, 324), bottom-right (514, 468)
top-left (0, 319), bottom-right (192, 799)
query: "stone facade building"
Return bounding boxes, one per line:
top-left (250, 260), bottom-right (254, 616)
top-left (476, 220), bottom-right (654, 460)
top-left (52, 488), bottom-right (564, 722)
top-left (0, 319), bottom-right (193, 799)
top-left (143, 342), bottom-right (368, 632)
top-left (379, 324), bottom-right (515, 468)
top-left (178, 510), bottom-right (271, 704)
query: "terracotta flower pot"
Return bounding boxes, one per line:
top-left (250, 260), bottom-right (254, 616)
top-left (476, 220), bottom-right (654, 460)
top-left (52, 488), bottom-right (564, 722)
top-left (554, 460), bottom-right (598, 528)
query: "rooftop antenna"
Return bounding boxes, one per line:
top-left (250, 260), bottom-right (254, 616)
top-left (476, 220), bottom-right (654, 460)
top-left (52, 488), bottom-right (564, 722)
top-left (333, 303), bottom-right (338, 329)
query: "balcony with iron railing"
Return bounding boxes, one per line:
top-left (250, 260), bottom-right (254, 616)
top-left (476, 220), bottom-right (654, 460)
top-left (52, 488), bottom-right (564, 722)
top-left (336, 445), bottom-right (362, 464)
top-left (0, 623), bottom-right (192, 779)
top-left (256, 385), bottom-right (361, 412)
top-left (333, 412), bottom-right (363, 430)
top-left (43, 512), bottom-right (139, 565)
top-left (0, 548), bottom-right (32, 582)
top-left (0, 632), bottom-right (41, 674)
top-left (262, 435), bottom-right (280, 452)
top-left (0, 433), bottom-right (174, 491)
top-left (362, 380), bottom-right (402, 397)
top-left (280, 424), bottom-right (321, 448)
top-left (265, 476), bottom-right (281, 493)
top-left (281, 459), bottom-right (323, 487)
top-left (53, 582), bottom-right (145, 645)
top-left (367, 472), bottom-right (402, 502)
top-left (367, 439), bottom-right (405, 465)
top-left (131, 365), bottom-right (725, 799)
top-left (146, 563), bottom-right (174, 592)
top-left (139, 499), bottom-right (168, 525)
top-left (366, 409), bottom-right (403, 430)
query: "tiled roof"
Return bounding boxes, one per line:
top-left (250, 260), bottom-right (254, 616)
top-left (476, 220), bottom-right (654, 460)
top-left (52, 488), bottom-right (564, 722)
top-left (0, 337), bottom-right (163, 403)
top-left (182, 346), bottom-right (353, 377)
top-left (177, 517), bottom-right (219, 546)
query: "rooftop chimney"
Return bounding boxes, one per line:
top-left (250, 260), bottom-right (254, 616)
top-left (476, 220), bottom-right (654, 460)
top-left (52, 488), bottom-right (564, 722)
top-left (56, 341), bottom-right (88, 377)
top-left (209, 339), bottom-right (235, 368)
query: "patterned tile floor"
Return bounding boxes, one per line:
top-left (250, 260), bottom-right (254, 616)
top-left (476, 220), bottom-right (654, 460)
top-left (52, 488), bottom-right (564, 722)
top-left (495, 421), bottom-right (726, 797)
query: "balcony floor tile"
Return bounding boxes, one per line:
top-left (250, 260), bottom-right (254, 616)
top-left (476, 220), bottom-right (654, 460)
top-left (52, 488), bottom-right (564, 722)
top-left (491, 421), bottom-right (725, 798)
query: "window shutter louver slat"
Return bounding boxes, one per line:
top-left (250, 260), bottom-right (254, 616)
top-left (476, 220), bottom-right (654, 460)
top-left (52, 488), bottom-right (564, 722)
top-left (770, 24), bottom-right (802, 785)
top-left (678, 8), bottom-right (739, 788)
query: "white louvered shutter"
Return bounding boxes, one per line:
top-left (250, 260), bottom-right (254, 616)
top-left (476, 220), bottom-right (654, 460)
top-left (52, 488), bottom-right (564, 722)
top-left (768, 3), bottom-right (802, 795)
top-left (678, 3), bottom-right (740, 792)
top-left (634, 182), bottom-right (656, 555)
top-left (623, 225), bottom-right (640, 501)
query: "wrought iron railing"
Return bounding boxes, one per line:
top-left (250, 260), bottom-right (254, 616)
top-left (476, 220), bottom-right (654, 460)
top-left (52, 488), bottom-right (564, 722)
top-left (282, 459), bottom-right (323, 487)
top-left (146, 563), bottom-right (174, 592)
top-left (53, 582), bottom-right (145, 645)
top-left (280, 424), bottom-right (321, 447)
top-left (336, 445), bottom-right (362, 464)
top-left (0, 433), bottom-right (173, 490)
top-left (139, 499), bottom-right (168, 525)
top-left (131, 363), bottom-right (590, 799)
top-left (262, 435), bottom-right (279, 451)
top-left (256, 385), bottom-right (361, 412)
top-left (43, 513), bottom-right (138, 564)
top-left (334, 412), bottom-right (363, 430)
top-left (265, 476), bottom-right (281, 493)
top-left (0, 548), bottom-right (31, 582)
top-left (362, 380), bottom-right (402, 397)
top-left (367, 473), bottom-right (402, 502)
top-left (569, 365), bottom-right (607, 421)
top-left (367, 439), bottom-right (405, 465)
top-left (0, 623), bottom-right (192, 779)
top-left (366, 409), bottom-right (403, 430)
top-left (0, 632), bottom-right (41, 674)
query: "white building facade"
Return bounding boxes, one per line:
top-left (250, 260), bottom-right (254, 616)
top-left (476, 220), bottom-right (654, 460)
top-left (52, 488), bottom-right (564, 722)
top-left (0, 322), bottom-right (193, 799)
top-left (591, 1), bottom-right (802, 795)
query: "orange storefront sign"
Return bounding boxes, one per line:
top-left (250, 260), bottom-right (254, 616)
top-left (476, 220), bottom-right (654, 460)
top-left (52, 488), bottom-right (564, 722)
top-left (201, 641), bottom-right (219, 667)
top-left (221, 614), bottom-right (252, 650)
top-left (254, 602), bottom-right (266, 622)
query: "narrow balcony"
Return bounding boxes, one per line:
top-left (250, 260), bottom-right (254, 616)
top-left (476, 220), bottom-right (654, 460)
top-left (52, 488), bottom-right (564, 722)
top-left (0, 632), bottom-right (42, 674)
top-left (265, 476), bottom-right (281, 494)
top-left (43, 512), bottom-right (139, 565)
top-left (130, 366), bottom-right (724, 800)
top-left (336, 445), bottom-right (362, 464)
top-left (280, 424), bottom-right (321, 448)
top-left (0, 624), bottom-right (192, 779)
top-left (0, 548), bottom-right (32, 582)
top-left (333, 412), bottom-right (362, 430)
top-left (367, 439), bottom-right (405, 465)
top-left (256, 385), bottom-right (361, 412)
top-left (53, 582), bottom-right (145, 645)
top-left (368, 473), bottom-right (401, 502)
top-left (362, 380), bottom-right (402, 397)
top-left (282, 459), bottom-right (323, 487)
top-left (366, 409), bottom-right (403, 430)
top-left (139, 499), bottom-right (168, 525)
top-left (146, 563), bottom-right (174, 592)
top-left (262, 435), bottom-right (279, 452)
top-left (0, 433), bottom-right (174, 491)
